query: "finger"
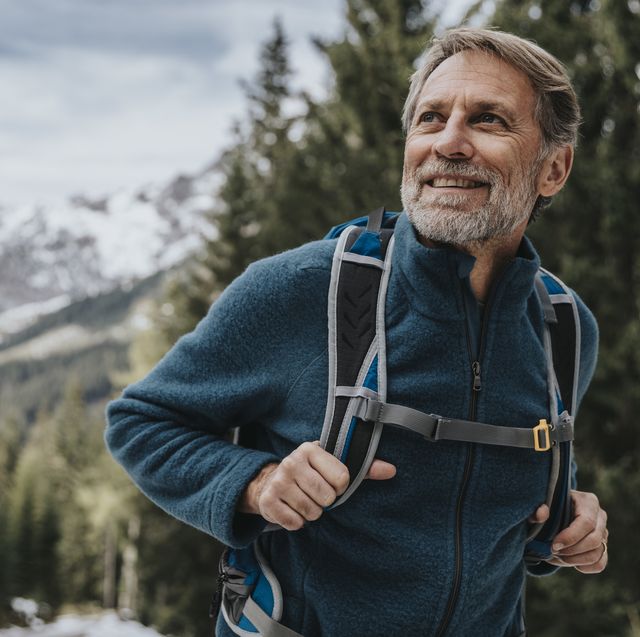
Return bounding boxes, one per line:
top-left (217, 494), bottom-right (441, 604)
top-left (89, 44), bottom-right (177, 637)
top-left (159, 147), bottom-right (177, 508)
top-left (574, 542), bottom-right (608, 574)
top-left (294, 466), bottom-right (341, 508)
top-left (259, 464), bottom-right (324, 525)
top-left (365, 459), bottom-right (397, 480)
top-left (554, 540), bottom-right (606, 568)
top-left (554, 540), bottom-right (608, 576)
top-left (528, 504), bottom-right (550, 524)
top-left (280, 484), bottom-right (324, 523)
top-left (261, 497), bottom-right (306, 531)
top-left (551, 490), bottom-right (600, 552)
top-left (545, 542), bottom-right (607, 571)
top-left (302, 442), bottom-right (350, 495)
top-left (545, 556), bottom-right (570, 568)
top-left (554, 508), bottom-right (607, 557)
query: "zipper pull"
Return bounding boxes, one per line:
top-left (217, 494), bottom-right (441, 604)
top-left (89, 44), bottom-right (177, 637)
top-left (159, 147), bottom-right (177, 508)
top-left (472, 361), bottom-right (482, 391)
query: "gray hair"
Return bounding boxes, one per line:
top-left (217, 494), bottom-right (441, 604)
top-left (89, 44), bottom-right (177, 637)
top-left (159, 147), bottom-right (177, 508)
top-left (402, 28), bottom-right (581, 217)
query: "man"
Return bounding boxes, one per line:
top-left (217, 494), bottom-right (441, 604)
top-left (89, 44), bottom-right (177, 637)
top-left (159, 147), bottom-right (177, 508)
top-left (106, 28), bottom-right (608, 637)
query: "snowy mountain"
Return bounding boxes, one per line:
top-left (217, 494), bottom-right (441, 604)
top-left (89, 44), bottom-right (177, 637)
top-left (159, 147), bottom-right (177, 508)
top-left (0, 167), bottom-right (221, 336)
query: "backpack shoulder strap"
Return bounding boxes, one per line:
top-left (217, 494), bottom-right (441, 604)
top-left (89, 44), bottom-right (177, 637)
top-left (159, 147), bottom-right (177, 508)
top-left (526, 268), bottom-right (581, 565)
top-left (537, 268), bottom-right (581, 415)
top-left (320, 207), bottom-right (397, 508)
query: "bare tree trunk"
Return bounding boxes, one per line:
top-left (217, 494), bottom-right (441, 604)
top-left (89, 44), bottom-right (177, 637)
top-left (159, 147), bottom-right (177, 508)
top-left (103, 520), bottom-right (117, 609)
top-left (118, 515), bottom-right (141, 618)
top-left (627, 604), bottom-right (640, 637)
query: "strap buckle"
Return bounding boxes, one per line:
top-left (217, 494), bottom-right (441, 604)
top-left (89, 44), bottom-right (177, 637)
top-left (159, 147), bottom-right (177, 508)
top-left (533, 419), bottom-right (551, 452)
top-left (428, 416), bottom-right (444, 441)
top-left (361, 398), bottom-right (383, 423)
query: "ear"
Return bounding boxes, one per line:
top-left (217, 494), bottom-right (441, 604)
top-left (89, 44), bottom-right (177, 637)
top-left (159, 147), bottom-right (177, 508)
top-left (537, 145), bottom-right (574, 197)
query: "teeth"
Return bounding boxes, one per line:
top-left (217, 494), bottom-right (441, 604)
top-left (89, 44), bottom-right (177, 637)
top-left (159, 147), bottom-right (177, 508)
top-left (431, 178), bottom-right (482, 188)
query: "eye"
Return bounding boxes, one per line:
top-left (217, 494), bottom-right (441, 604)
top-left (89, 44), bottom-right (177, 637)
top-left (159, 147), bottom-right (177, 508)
top-left (476, 113), bottom-right (505, 125)
top-left (418, 111), bottom-right (441, 124)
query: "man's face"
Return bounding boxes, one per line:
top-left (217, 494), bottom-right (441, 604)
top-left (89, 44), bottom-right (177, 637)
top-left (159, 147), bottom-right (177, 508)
top-left (401, 50), bottom-right (545, 246)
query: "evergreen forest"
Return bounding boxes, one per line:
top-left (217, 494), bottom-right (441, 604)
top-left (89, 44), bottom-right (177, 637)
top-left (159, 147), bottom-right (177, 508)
top-left (0, 1), bottom-right (638, 635)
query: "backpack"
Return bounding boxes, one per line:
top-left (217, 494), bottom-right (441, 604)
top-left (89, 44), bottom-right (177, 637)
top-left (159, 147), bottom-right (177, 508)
top-left (212, 208), bottom-right (580, 637)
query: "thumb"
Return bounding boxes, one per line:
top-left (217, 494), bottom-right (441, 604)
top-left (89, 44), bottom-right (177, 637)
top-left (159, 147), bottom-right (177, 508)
top-left (528, 503), bottom-right (550, 524)
top-left (365, 459), bottom-right (397, 480)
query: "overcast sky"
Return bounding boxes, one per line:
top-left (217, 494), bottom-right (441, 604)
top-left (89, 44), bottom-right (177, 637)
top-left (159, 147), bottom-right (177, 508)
top-left (0, 0), bottom-right (471, 207)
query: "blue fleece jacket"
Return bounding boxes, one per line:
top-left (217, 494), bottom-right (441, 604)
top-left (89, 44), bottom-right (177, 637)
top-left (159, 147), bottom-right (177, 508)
top-left (105, 213), bottom-right (598, 637)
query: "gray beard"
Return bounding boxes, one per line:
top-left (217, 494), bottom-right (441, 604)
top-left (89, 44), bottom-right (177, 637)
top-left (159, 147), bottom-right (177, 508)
top-left (401, 159), bottom-right (539, 247)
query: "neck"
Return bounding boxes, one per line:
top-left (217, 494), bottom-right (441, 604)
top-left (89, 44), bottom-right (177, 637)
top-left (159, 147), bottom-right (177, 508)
top-left (418, 221), bottom-right (528, 303)
top-left (464, 240), bottom-right (517, 302)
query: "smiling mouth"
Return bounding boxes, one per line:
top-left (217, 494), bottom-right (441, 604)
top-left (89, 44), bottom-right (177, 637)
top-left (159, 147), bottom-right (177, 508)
top-left (427, 177), bottom-right (487, 189)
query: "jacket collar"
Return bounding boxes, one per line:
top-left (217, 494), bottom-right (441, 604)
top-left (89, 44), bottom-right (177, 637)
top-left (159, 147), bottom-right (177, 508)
top-left (391, 212), bottom-right (541, 322)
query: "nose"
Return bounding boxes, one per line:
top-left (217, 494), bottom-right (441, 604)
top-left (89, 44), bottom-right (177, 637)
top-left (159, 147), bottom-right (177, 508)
top-left (432, 115), bottom-right (474, 160)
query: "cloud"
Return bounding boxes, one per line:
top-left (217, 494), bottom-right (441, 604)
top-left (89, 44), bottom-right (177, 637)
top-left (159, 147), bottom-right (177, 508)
top-left (0, 0), bottom-right (228, 62)
top-left (0, 1), bottom-right (346, 204)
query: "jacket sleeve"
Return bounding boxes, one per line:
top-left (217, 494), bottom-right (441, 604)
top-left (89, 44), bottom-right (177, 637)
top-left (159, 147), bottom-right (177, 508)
top-left (105, 256), bottom-right (326, 548)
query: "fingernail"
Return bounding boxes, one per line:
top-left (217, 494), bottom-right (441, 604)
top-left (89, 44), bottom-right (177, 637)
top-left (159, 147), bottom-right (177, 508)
top-left (553, 543), bottom-right (564, 552)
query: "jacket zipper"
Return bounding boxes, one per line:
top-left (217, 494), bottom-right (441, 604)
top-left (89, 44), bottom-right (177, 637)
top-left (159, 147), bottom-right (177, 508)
top-left (434, 284), bottom-right (492, 637)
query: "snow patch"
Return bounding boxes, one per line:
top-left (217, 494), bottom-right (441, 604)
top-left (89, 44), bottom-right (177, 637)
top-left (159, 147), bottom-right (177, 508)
top-left (0, 295), bottom-right (71, 336)
top-left (0, 325), bottom-right (97, 364)
top-left (0, 611), bottom-right (167, 636)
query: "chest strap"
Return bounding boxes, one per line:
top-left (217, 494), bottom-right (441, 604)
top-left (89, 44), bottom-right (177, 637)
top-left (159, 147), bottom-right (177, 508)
top-left (354, 398), bottom-right (574, 450)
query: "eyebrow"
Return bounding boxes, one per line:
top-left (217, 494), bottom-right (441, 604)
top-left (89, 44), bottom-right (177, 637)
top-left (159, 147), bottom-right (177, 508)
top-left (414, 98), bottom-right (518, 123)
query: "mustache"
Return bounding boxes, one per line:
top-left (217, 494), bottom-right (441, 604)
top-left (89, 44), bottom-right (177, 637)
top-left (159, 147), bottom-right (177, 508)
top-left (412, 160), bottom-right (500, 185)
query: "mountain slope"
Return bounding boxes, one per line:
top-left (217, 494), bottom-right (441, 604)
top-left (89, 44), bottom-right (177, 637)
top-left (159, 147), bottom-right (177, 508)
top-left (0, 168), bottom-right (220, 336)
top-left (0, 271), bottom-right (167, 424)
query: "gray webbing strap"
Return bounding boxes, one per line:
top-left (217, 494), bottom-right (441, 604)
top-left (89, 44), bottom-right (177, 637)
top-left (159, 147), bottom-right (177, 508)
top-left (355, 398), bottom-right (573, 450)
top-left (534, 274), bottom-right (557, 324)
top-left (355, 399), bottom-right (439, 439)
top-left (340, 252), bottom-right (386, 269)
top-left (540, 266), bottom-right (581, 425)
top-left (243, 597), bottom-right (304, 637)
top-left (366, 206), bottom-right (386, 232)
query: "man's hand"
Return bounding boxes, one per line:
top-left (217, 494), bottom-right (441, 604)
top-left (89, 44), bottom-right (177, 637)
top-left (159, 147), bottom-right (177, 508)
top-left (529, 489), bottom-right (608, 573)
top-left (238, 441), bottom-right (396, 530)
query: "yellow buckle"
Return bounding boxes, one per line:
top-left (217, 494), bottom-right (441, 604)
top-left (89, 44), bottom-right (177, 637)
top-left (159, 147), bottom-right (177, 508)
top-left (533, 419), bottom-right (551, 452)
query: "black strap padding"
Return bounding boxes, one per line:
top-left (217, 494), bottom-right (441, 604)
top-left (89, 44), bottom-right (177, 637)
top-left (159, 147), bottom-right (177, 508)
top-left (529, 439), bottom-right (573, 560)
top-left (548, 303), bottom-right (577, 414)
top-left (548, 441), bottom-right (573, 526)
top-left (325, 397), bottom-right (351, 454)
top-left (342, 418), bottom-right (376, 477)
top-left (334, 259), bottom-right (380, 386)
top-left (325, 223), bottom-right (393, 458)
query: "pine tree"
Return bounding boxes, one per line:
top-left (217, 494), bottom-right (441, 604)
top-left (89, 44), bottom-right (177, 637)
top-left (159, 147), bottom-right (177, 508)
top-left (5, 414), bottom-right (62, 607)
top-left (0, 415), bottom-right (22, 610)
top-left (306, 0), bottom-right (433, 212)
top-left (252, 0), bottom-right (435, 253)
top-left (208, 18), bottom-right (298, 287)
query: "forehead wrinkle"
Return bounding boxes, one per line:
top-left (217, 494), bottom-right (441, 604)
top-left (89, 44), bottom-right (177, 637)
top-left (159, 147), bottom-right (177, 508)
top-left (417, 51), bottom-right (537, 121)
